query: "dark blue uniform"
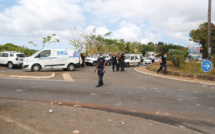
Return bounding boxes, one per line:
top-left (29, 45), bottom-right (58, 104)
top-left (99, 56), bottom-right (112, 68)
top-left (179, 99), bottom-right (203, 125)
top-left (112, 55), bottom-right (117, 71)
top-left (121, 54), bottom-right (125, 71)
top-left (157, 56), bottom-right (167, 74)
top-left (97, 57), bottom-right (105, 85)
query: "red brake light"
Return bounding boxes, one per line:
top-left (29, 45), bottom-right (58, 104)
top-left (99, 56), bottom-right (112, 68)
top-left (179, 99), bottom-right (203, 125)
top-left (16, 58), bottom-right (19, 61)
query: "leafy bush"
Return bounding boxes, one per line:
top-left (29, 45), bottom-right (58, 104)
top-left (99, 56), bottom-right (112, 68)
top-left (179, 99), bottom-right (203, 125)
top-left (168, 49), bottom-right (188, 67)
top-left (171, 55), bottom-right (185, 67)
top-left (0, 43), bottom-right (37, 57)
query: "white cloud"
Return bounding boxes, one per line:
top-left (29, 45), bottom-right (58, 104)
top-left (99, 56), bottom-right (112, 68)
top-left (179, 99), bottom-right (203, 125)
top-left (0, 0), bottom-right (85, 37)
top-left (86, 26), bottom-right (110, 36)
top-left (112, 21), bottom-right (141, 41)
top-left (0, 0), bottom-right (215, 49)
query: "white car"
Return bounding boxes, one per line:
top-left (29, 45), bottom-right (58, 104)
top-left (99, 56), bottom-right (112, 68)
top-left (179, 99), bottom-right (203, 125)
top-left (0, 51), bottom-right (26, 68)
top-left (124, 54), bottom-right (141, 66)
top-left (85, 54), bottom-right (99, 66)
top-left (85, 54), bottom-right (111, 66)
top-left (23, 49), bottom-right (80, 71)
top-left (143, 57), bottom-right (152, 65)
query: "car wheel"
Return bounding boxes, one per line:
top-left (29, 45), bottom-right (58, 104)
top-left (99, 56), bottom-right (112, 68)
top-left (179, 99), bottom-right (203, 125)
top-left (93, 61), bottom-right (97, 66)
top-left (106, 61), bottom-right (110, 66)
top-left (67, 64), bottom-right (75, 71)
top-left (63, 68), bottom-right (68, 71)
top-left (8, 62), bottom-right (14, 69)
top-left (32, 64), bottom-right (41, 71)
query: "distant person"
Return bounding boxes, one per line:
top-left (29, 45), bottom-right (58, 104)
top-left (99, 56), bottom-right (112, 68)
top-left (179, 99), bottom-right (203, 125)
top-left (121, 52), bottom-right (125, 71)
top-left (116, 52), bottom-right (121, 71)
top-left (157, 53), bottom-right (167, 75)
top-left (151, 55), bottom-right (155, 63)
top-left (94, 53), bottom-right (106, 87)
top-left (81, 53), bottom-right (85, 67)
top-left (111, 53), bottom-right (117, 72)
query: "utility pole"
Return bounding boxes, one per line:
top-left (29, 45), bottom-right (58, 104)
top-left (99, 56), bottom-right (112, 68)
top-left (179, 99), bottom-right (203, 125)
top-left (208, 0), bottom-right (212, 60)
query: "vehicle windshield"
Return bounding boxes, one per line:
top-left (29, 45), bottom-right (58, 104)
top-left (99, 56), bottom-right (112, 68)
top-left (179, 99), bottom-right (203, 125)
top-left (91, 55), bottom-right (98, 58)
top-left (146, 57), bottom-right (152, 60)
top-left (125, 56), bottom-right (130, 59)
top-left (30, 50), bottom-right (41, 57)
top-left (16, 54), bottom-right (26, 57)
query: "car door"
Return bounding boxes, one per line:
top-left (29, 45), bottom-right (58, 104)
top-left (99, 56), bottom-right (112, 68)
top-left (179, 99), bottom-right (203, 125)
top-left (2, 53), bottom-right (9, 64)
top-left (0, 53), bottom-right (3, 64)
top-left (35, 50), bottom-right (52, 68)
top-left (130, 55), bottom-right (135, 65)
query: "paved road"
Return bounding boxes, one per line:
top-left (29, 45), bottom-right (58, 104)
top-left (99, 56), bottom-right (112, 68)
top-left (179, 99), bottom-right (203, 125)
top-left (0, 66), bottom-right (215, 134)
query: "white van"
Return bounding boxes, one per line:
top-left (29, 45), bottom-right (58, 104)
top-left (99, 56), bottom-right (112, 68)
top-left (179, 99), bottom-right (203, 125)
top-left (124, 54), bottom-right (141, 67)
top-left (23, 49), bottom-right (80, 71)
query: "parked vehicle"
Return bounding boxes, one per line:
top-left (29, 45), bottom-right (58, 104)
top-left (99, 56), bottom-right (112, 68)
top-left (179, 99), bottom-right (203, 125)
top-left (124, 54), bottom-right (141, 67)
top-left (143, 57), bottom-right (152, 65)
top-left (85, 53), bottom-right (111, 66)
top-left (0, 51), bottom-right (26, 69)
top-left (23, 49), bottom-right (80, 71)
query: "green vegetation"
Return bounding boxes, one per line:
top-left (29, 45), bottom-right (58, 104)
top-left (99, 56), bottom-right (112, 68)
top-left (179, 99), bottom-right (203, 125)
top-left (0, 43), bottom-right (37, 57)
top-left (168, 49), bottom-right (189, 67)
top-left (190, 22), bottom-right (215, 59)
top-left (29, 34), bottom-right (59, 49)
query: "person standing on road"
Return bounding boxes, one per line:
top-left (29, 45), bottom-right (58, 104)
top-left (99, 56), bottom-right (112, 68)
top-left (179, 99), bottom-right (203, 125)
top-left (116, 52), bottom-right (121, 71)
top-left (94, 53), bottom-right (106, 87)
top-left (157, 53), bottom-right (167, 75)
top-left (151, 55), bottom-right (155, 63)
top-left (81, 53), bottom-right (85, 67)
top-left (111, 53), bottom-right (117, 72)
top-left (121, 52), bottom-right (125, 71)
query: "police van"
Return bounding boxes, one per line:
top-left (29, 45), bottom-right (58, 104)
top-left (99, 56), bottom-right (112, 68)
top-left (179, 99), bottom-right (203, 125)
top-left (23, 49), bottom-right (80, 71)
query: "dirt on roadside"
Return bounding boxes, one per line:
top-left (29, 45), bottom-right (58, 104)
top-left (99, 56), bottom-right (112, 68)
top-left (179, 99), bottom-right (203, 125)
top-left (0, 99), bottom-right (200, 134)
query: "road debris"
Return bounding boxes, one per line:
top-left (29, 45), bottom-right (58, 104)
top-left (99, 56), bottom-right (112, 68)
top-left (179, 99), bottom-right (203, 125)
top-left (58, 102), bottom-right (63, 105)
top-left (49, 109), bottom-right (53, 113)
top-left (73, 130), bottom-right (80, 134)
top-left (120, 121), bottom-right (125, 125)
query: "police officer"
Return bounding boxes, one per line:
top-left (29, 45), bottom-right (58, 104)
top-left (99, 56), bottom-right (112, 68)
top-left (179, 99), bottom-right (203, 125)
top-left (121, 52), bottom-right (125, 71)
top-left (116, 52), bottom-right (121, 71)
top-left (111, 53), bottom-right (117, 72)
top-left (94, 53), bottom-right (106, 87)
top-left (157, 53), bottom-right (167, 75)
top-left (81, 53), bottom-right (85, 67)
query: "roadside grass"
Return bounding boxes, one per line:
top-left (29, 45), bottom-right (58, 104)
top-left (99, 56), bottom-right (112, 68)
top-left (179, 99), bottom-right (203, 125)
top-left (151, 61), bottom-right (215, 76)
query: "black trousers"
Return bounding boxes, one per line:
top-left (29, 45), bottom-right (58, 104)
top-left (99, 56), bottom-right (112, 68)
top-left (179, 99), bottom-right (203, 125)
top-left (97, 68), bottom-right (104, 85)
top-left (157, 64), bottom-right (167, 74)
top-left (112, 62), bottom-right (117, 71)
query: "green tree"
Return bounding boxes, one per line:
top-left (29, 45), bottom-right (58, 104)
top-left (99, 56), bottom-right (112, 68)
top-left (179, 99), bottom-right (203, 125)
top-left (147, 42), bottom-right (154, 46)
top-left (139, 44), bottom-right (155, 55)
top-left (189, 22), bottom-right (215, 58)
top-left (156, 43), bottom-right (183, 55)
top-left (29, 34), bottom-right (60, 49)
top-left (0, 43), bottom-right (37, 56)
top-left (157, 42), bottom-right (164, 46)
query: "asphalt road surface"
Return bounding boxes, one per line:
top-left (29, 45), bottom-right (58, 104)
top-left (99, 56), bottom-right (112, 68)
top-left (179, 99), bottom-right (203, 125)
top-left (0, 66), bottom-right (215, 134)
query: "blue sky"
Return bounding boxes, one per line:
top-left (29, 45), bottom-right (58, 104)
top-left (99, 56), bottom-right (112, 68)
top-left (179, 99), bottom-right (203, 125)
top-left (0, 0), bottom-right (214, 50)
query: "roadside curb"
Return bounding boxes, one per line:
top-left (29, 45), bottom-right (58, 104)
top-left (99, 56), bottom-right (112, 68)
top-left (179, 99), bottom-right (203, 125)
top-left (0, 72), bottom-right (55, 79)
top-left (134, 67), bottom-right (215, 86)
top-left (146, 65), bottom-right (215, 81)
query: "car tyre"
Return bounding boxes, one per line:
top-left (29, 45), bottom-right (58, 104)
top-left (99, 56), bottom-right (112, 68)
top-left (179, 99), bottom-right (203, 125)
top-left (106, 61), bottom-right (110, 66)
top-left (32, 64), bottom-right (41, 72)
top-left (67, 64), bottom-right (75, 71)
top-left (8, 62), bottom-right (14, 69)
top-left (93, 61), bottom-right (97, 66)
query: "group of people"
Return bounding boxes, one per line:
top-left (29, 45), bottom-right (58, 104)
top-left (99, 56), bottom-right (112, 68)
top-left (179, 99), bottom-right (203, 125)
top-left (110, 52), bottom-right (125, 72)
top-left (94, 52), bottom-right (125, 87)
top-left (94, 52), bottom-right (168, 87)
